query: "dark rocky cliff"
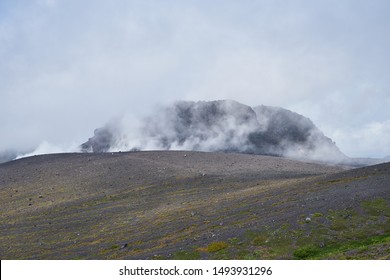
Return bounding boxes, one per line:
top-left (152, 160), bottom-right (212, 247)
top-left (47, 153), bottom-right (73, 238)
top-left (81, 100), bottom-right (347, 163)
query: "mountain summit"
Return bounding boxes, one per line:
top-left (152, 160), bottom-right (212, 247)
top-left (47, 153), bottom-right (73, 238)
top-left (81, 100), bottom-right (347, 163)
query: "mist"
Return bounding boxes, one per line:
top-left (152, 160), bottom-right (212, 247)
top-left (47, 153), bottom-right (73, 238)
top-left (1, 0), bottom-right (389, 159)
top-left (79, 100), bottom-right (348, 164)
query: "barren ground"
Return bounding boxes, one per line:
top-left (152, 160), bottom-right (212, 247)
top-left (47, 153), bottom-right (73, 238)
top-left (0, 151), bottom-right (389, 259)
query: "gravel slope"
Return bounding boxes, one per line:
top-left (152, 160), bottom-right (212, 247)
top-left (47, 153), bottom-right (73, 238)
top-left (0, 151), bottom-right (388, 259)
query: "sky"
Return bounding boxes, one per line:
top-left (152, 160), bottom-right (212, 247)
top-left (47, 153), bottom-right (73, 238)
top-left (1, 0), bottom-right (389, 158)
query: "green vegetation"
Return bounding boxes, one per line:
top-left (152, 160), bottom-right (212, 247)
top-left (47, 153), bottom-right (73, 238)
top-left (1, 151), bottom-right (388, 260)
top-left (206, 241), bottom-right (229, 253)
top-left (361, 198), bottom-right (390, 217)
top-left (312, 212), bottom-right (323, 218)
top-left (293, 245), bottom-right (321, 259)
top-left (172, 250), bottom-right (201, 260)
top-left (169, 198), bottom-right (390, 260)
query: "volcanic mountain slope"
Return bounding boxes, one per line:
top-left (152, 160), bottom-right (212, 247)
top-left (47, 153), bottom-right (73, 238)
top-left (0, 151), bottom-right (389, 260)
top-left (81, 100), bottom-right (348, 163)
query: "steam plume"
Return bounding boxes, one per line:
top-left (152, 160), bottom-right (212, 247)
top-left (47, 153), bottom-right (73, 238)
top-left (81, 100), bottom-right (348, 163)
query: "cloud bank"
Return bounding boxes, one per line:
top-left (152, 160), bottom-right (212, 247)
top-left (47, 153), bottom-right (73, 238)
top-left (1, 0), bottom-right (389, 158)
top-left (80, 100), bottom-right (347, 164)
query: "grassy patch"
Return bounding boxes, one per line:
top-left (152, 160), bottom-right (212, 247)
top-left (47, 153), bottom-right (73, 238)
top-left (312, 213), bottom-right (323, 218)
top-left (362, 199), bottom-right (390, 217)
top-left (206, 241), bottom-right (229, 253)
top-left (252, 234), bottom-right (269, 246)
top-left (172, 250), bottom-right (201, 260)
top-left (293, 234), bottom-right (390, 259)
top-left (293, 245), bottom-right (321, 259)
top-left (165, 197), bottom-right (389, 260)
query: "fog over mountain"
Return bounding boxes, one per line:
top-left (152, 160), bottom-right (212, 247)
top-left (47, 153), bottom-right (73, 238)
top-left (2, 1), bottom-right (390, 162)
top-left (0, 150), bottom-right (18, 164)
top-left (81, 100), bottom-right (348, 164)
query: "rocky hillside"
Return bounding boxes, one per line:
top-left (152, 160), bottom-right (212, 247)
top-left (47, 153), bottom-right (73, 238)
top-left (0, 151), bottom-right (389, 259)
top-left (81, 100), bottom-right (347, 163)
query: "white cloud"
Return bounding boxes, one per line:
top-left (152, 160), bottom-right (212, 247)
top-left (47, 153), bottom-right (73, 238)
top-left (16, 140), bottom-right (81, 159)
top-left (331, 121), bottom-right (390, 158)
top-left (186, 45), bottom-right (350, 107)
top-left (0, 0), bottom-right (389, 158)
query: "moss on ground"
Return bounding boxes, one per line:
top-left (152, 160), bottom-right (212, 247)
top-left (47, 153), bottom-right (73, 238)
top-left (169, 198), bottom-right (390, 260)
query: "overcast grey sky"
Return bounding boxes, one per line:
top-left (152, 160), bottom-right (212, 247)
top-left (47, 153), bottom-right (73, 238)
top-left (1, 0), bottom-right (389, 158)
